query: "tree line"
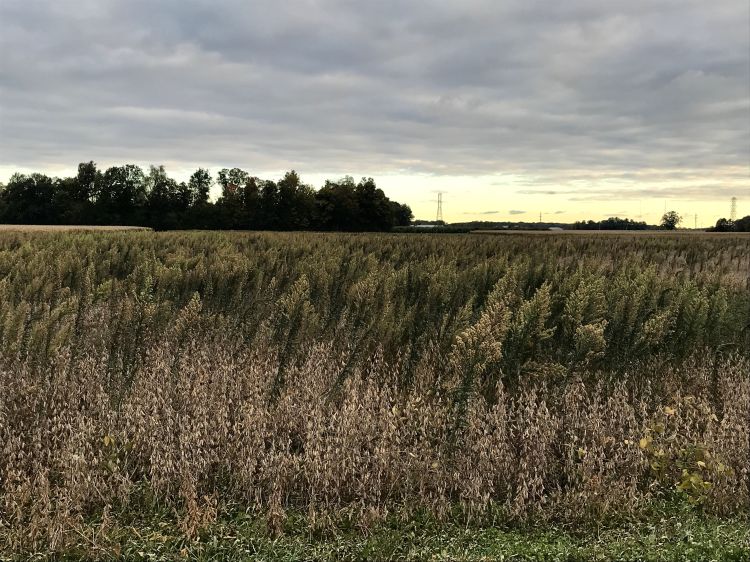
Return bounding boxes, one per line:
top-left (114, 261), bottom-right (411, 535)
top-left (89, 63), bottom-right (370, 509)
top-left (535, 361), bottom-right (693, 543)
top-left (710, 215), bottom-right (750, 232)
top-left (0, 162), bottom-right (413, 231)
top-left (572, 217), bottom-right (651, 230)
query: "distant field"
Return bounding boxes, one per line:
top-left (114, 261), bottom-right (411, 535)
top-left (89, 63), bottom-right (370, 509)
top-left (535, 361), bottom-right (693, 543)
top-left (472, 228), bottom-right (748, 235)
top-left (0, 224), bottom-right (150, 231)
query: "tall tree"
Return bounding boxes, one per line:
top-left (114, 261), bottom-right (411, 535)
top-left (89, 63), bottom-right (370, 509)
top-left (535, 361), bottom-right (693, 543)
top-left (217, 168), bottom-right (249, 198)
top-left (355, 177), bottom-right (393, 231)
top-left (735, 216), bottom-right (750, 232)
top-left (276, 171), bottom-right (315, 230)
top-left (146, 165), bottom-right (181, 229)
top-left (259, 180), bottom-right (280, 230)
top-left (96, 165), bottom-right (147, 225)
top-left (315, 177), bottom-right (359, 231)
top-left (188, 168), bottom-right (212, 206)
top-left (0, 173), bottom-right (57, 224)
top-left (660, 211), bottom-right (682, 230)
top-left (390, 201), bottom-right (413, 226)
top-left (75, 161), bottom-right (99, 202)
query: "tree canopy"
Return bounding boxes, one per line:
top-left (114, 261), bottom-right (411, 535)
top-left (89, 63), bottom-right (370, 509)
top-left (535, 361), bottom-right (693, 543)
top-left (710, 215), bottom-right (750, 232)
top-left (572, 217), bottom-right (649, 230)
top-left (660, 211), bottom-right (682, 230)
top-left (0, 163), bottom-right (413, 231)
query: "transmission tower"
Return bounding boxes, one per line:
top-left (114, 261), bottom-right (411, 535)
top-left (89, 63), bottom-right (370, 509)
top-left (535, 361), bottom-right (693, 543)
top-left (436, 192), bottom-right (444, 222)
top-left (730, 197), bottom-right (737, 222)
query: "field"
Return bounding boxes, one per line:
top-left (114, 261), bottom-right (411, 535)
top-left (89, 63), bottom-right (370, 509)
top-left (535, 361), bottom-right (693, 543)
top-left (0, 231), bottom-right (748, 560)
top-left (0, 225), bottom-right (150, 232)
top-left (472, 229), bottom-right (750, 236)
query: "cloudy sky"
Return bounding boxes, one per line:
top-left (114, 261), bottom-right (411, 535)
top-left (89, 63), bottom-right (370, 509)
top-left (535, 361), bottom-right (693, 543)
top-left (1, 0), bottom-right (748, 224)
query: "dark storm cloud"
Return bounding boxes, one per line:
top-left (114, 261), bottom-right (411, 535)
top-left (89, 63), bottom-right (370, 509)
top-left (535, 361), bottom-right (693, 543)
top-left (1, 0), bottom-right (748, 197)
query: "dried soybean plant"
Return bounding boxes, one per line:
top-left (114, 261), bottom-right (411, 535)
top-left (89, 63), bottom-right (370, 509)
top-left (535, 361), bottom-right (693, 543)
top-left (0, 231), bottom-right (748, 553)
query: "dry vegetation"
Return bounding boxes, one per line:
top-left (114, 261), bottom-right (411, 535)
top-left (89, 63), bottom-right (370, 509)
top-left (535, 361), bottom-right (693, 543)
top-left (0, 225), bottom-right (150, 232)
top-left (0, 231), bottom-right (748, 557)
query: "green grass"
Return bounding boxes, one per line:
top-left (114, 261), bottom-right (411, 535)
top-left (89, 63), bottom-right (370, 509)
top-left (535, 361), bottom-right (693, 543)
top-left (6, 509), bottom-right (748, 562)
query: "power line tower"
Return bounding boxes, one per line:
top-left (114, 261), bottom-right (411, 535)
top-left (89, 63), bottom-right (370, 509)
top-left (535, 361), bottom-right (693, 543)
top-left (730, 197), bottom-right (737, 222)
top-left (436, 192), bottom-right (444, 223)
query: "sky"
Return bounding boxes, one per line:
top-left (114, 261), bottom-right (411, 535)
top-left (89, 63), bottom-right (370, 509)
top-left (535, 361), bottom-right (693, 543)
top-left (0, 0), bottom-right (748, 225)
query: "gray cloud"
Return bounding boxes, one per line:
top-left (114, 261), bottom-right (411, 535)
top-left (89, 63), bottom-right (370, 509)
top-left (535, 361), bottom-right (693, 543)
top-left (465, 210), bottom-right (500, 215)
top-left (518, 190), bottom-right (560, 195)
top-left (1, 0), bottom-right (748, 199)
top-left (519, 183), bottom-right (746, 201)
top-left (509, 209), bottom-right (526, 215)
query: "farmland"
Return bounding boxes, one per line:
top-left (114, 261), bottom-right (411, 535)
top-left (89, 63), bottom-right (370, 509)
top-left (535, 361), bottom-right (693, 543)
top-left (0, 231), bottom-right (748, 560)
top-left (0, 225), bottom-right (150, 232)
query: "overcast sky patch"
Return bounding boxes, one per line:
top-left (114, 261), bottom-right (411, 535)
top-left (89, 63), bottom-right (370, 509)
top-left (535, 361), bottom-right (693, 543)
top-left (0, 0), bottom-right (747, 216)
